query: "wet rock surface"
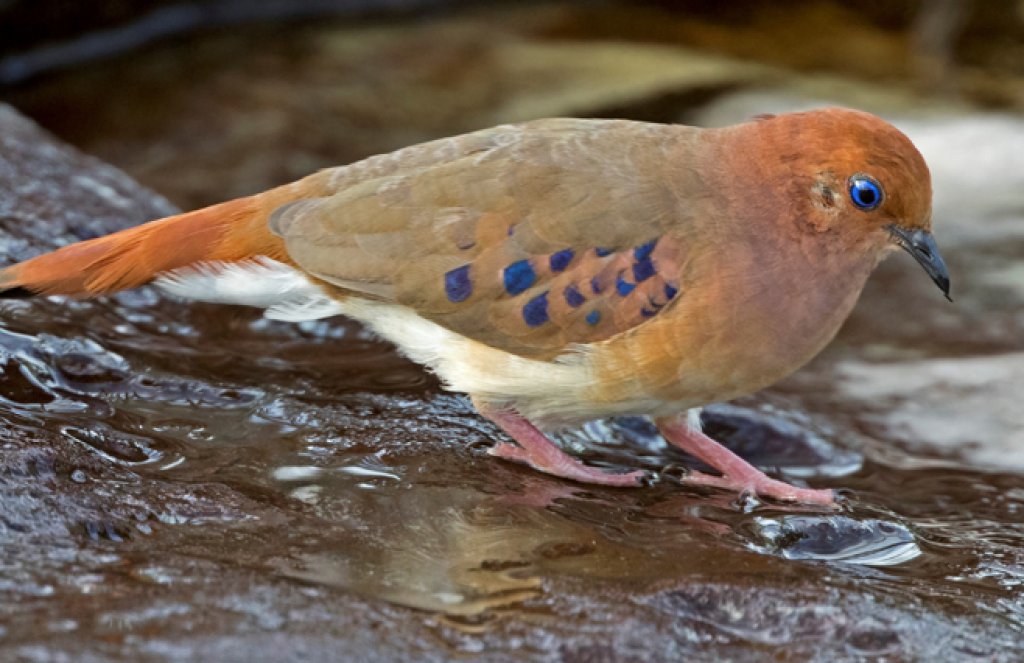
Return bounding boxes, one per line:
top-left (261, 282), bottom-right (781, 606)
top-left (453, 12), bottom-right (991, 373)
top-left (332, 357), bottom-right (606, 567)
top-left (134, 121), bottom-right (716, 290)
top-left (2, 4), bottom-right (1024, 661)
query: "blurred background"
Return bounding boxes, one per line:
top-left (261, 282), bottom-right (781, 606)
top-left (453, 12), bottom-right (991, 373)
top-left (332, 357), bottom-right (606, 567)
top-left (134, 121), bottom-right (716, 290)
top-left (2, 0), bottom-right (1024, 208)
top-left (1, 2), bottom-right (1023, 661)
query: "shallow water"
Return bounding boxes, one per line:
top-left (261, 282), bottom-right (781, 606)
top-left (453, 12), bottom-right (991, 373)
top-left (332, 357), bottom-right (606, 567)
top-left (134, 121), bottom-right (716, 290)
top-left (2, 4), bottom-right (1024, 661)
top-left (1, 290), bottom-right (1022, 660)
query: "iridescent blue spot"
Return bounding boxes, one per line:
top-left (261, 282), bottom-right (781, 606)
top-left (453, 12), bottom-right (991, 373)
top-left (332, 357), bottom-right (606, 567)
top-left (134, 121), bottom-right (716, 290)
top-left (595, 247), bottom-right (613, 257)
top-left (586, 310), bottom-right (601, 325)
top-left (664, 284), bottom-right (679, 300)
top-left (522, 292), bottom-right (549, 327)
top-left (549, 249), bottom-right (574, 272)
top-left (504, 260), bottom-right (536, 295)
top-left (590, 276), bottom-right (604, 294)
top-left (616, 275), bottom-right (636, 296)
top-left (564, 285), bottom-right (585, 308)
top-left (641, 307), bottom-right (656, 318)
top-left (444, 265), bottom-right (472, 302)
top-left (632, 257), bottom-right (655, 283)
top-left (634, 239), bottom-right (657, 261)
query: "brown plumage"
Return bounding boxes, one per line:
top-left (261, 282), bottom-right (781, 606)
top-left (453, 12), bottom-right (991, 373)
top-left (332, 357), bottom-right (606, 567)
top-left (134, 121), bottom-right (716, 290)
top-left (0, 108), bottom-right (950, 506)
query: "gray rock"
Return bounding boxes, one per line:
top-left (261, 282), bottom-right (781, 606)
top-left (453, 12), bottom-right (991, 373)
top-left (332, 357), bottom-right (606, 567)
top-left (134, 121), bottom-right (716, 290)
top-left (0, 103), bottom-right (176, 262)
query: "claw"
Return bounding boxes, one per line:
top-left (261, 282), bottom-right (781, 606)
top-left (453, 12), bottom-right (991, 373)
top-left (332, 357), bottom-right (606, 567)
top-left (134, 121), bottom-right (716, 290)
top-left (636, 469), bottom-right (659, 488)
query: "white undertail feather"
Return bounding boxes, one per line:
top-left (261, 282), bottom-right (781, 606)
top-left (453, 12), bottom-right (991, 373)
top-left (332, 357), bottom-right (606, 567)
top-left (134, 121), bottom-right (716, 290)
top-left (155, 258), bottom-right (343, 318)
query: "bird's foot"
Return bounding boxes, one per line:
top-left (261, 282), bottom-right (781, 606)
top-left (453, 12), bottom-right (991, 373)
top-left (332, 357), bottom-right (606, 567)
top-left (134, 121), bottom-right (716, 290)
top-left (656, 413), bottom-right (837, 507)
top-left (667, 467), bottom-right (835, 506)
top-left (488, 441), bottom-right (648, 487)
top-left (475, 400), bottom-right (648, 487)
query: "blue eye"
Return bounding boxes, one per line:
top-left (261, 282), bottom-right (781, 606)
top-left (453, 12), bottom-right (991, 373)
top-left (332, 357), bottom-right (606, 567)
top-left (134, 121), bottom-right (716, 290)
top-left (849, 175), bottom-right (883, 211)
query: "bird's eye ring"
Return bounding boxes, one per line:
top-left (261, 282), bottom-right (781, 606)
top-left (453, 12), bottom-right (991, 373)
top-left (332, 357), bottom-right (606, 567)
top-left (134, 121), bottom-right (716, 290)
top-left (848, 174), bottom-right (883, 211)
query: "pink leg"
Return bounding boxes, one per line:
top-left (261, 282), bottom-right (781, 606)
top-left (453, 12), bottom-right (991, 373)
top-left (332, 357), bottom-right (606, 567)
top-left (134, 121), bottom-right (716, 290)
top-left (475, 401), bottom-right (648, 488)
top-left (656, 414), bottom-right (835, 506)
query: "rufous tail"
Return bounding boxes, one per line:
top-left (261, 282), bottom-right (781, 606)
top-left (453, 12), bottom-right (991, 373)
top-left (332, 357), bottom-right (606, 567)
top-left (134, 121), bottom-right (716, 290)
top-left (0, 195), bottom-right (288, 298)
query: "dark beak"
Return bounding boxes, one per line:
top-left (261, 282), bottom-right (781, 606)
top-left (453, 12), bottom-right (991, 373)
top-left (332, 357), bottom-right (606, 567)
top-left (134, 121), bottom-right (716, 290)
top-left (888, 226), bottom-right (952, 302)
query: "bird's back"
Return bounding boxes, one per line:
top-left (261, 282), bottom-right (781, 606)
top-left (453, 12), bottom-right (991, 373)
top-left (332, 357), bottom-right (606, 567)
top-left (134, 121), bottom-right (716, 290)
top-left (275, 118), bottom-right (712, 361)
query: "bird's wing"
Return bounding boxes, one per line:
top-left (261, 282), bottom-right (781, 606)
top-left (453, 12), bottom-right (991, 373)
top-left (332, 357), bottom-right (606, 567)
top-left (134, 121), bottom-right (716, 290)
top-left (272, 119), bottom-right (694, 359)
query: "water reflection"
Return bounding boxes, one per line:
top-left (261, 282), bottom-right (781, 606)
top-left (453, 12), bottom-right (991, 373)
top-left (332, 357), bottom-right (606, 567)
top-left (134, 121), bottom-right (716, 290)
top-left (268, 430), bottom-right (931, 627)
top-left (749, 516), bottom-right (922, 566)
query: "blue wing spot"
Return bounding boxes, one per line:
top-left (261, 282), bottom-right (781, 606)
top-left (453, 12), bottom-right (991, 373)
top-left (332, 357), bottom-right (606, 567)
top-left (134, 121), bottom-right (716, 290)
top-left (590, 276), bottom-right (604, 294)
top-left (504, 260), bottom-right (536, 295)
top-left (586, 310), bottom-right (601, 325)
top-left (632, 257), bottom-right (655, 283)
top-left (634, 239), bottom-right (657, 261)
top-left (549, 249), bottom-right (574, 272)
top-left (640, 307), bottom-right (656, 318)
top-left (564, 285), bottom-right (585, 308)
top-left (665, 284), bottom-right (679, 300)
top-left (523, 292), bottom-right (549, 327)
top-left (444, 265), bottom-right (472, 302)
top-left (595, 247), bottom-right (613, 257)
top-left (616, 275), bottom-right (636, 296)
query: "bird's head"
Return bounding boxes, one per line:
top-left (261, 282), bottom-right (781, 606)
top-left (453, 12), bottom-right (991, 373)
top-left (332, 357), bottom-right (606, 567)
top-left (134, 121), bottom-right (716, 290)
top-left (738, 108), bottom-right (951, 301)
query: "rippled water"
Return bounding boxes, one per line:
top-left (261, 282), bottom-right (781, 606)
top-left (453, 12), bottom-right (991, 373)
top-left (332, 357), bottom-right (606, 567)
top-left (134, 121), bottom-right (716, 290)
top-left (1, 285), bottom-right (1022, 660)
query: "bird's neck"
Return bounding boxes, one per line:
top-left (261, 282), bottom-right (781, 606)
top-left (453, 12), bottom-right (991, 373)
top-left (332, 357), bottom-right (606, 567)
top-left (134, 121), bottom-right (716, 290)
top-left (634, 124), bottom-right (887, 401)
